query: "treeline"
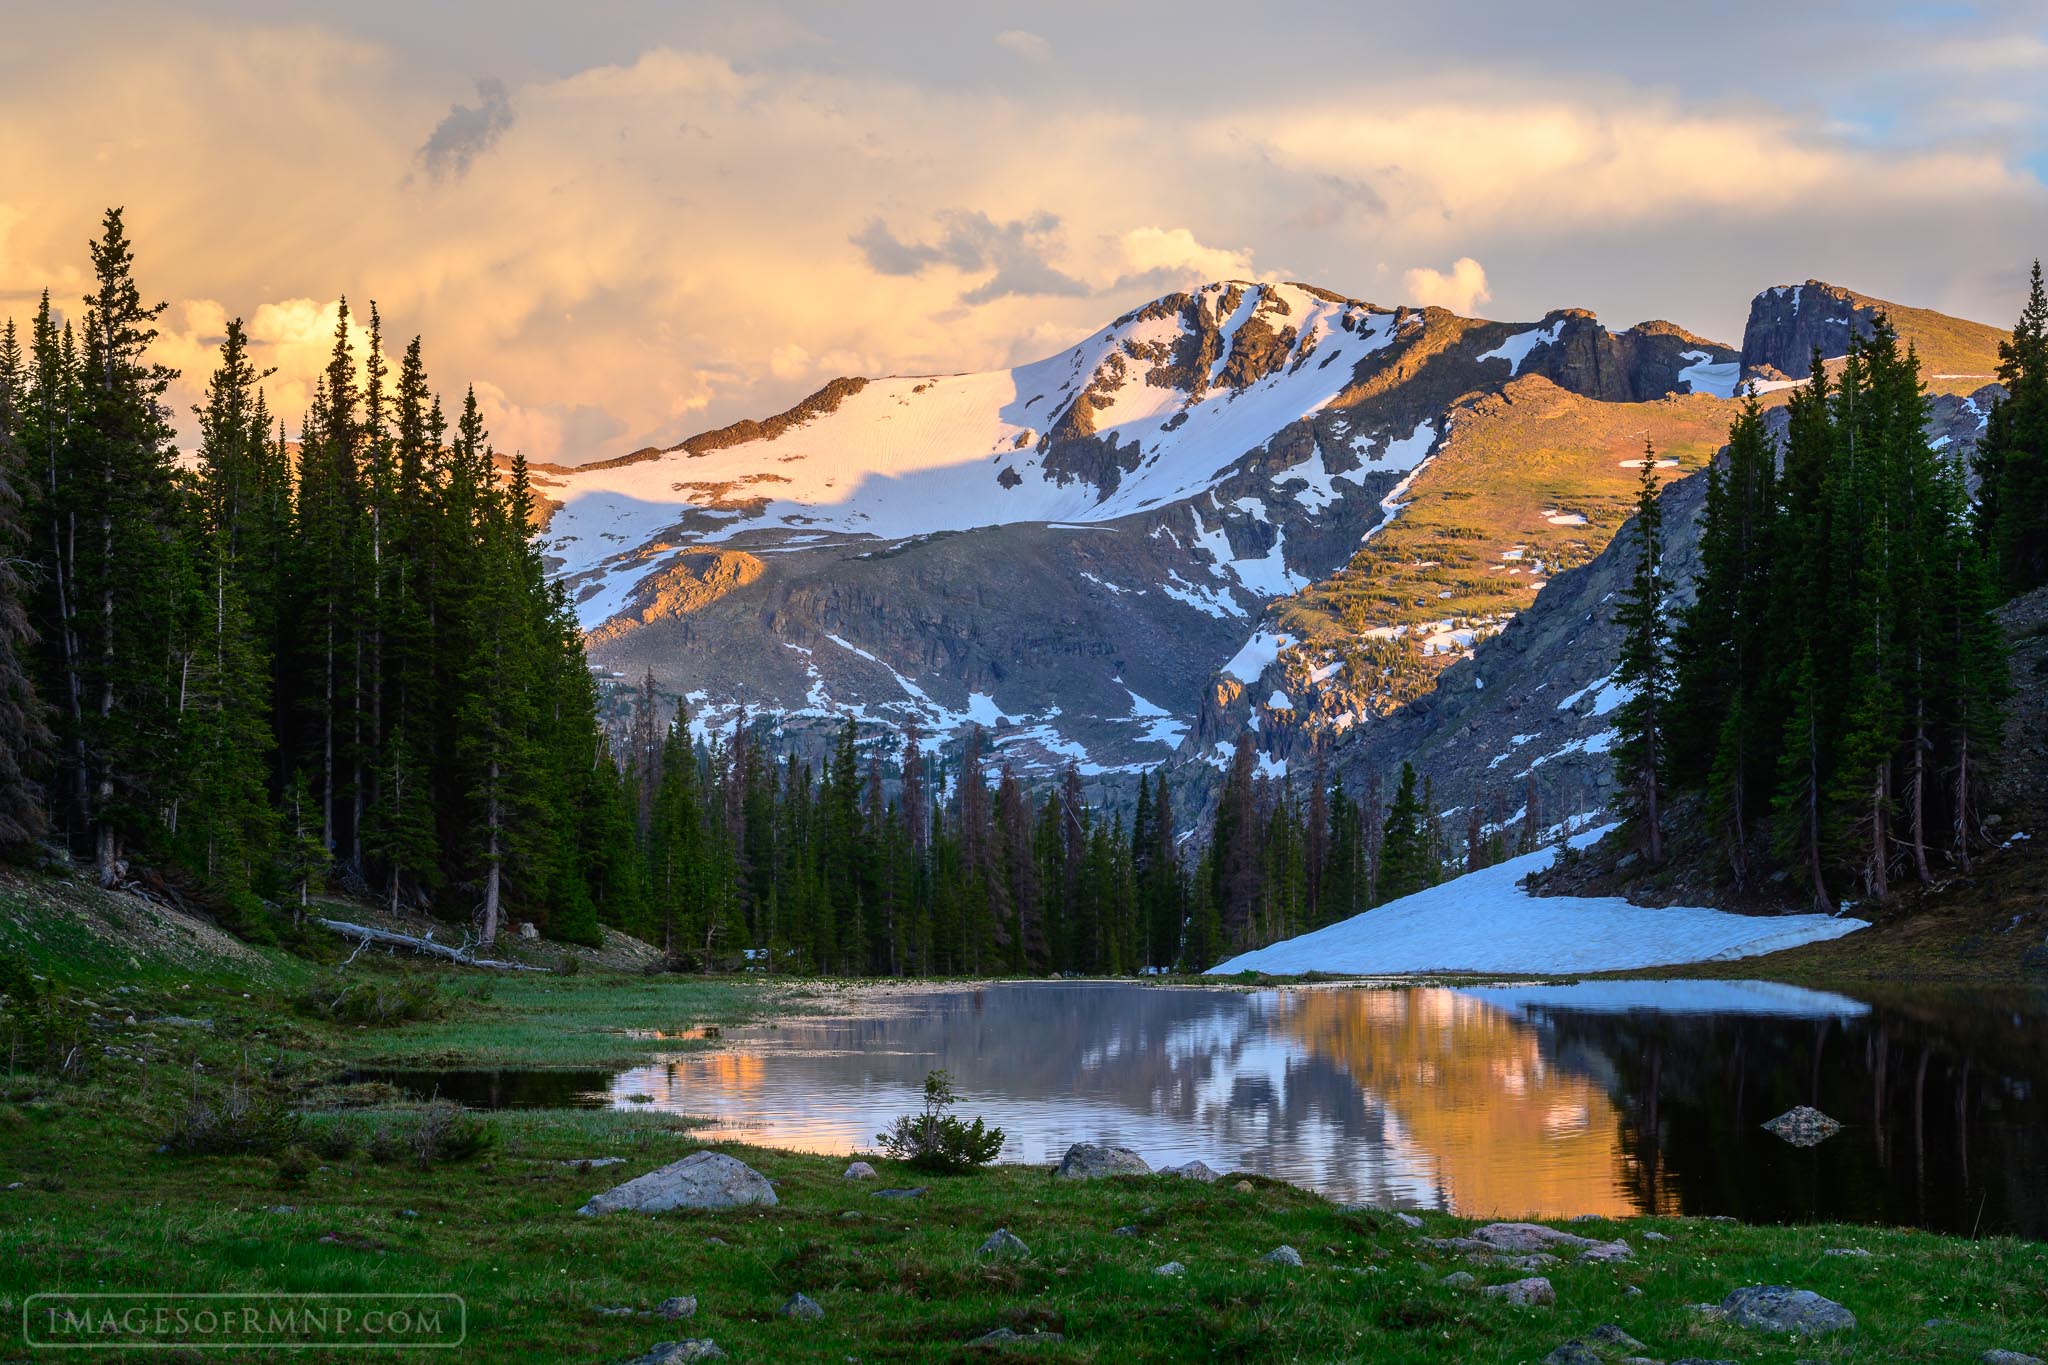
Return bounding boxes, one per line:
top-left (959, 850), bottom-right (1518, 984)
top-left (1612, 270), bottom-right (2048, 907)
top-left (0, 209), bottom-right (629, 945)
top-left (607, 677), bottom-right (1523, 973)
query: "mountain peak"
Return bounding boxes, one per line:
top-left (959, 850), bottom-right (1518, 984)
top-left (1740, 279), bottom-right (2006, 387)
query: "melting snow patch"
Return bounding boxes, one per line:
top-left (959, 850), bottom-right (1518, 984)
top-left (1476, 320), bottom-right (1565, 376)
top-left (1208, 829), bottom-right (1868, 975)
top-left (1222, 629), bottom-right (1295, 683)
top-left (1677, 351), bottom-right (1741, 399)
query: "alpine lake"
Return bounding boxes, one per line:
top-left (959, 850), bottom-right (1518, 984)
top-left (362, 979), bottom-right (2048, 1238)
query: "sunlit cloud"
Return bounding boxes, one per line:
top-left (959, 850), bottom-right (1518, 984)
top-left (1404, 258), bottom-right (1491, 315)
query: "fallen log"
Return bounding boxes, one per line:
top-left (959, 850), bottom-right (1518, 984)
top-left (313, 918), bottom-right (552, 972)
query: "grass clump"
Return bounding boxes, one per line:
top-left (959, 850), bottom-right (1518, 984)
top-left (875, 1069), bottom-right (1004, 1174)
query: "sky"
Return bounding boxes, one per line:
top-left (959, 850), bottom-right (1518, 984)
top-left (3, 0), bottom-right (2045, 463)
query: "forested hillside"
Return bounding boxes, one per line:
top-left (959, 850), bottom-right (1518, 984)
top-left (0, 210), bottom-right (633, 946)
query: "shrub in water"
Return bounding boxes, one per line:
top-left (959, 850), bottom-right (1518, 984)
top-left (875, 1070), bottom-right (1005, 1174)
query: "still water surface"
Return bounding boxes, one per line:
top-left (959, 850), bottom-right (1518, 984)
top-left (377, 980), bottom-right (2048, 1236)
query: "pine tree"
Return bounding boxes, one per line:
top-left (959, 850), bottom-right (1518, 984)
top-left (1609, 442), bottom-right (1669, 863)
top-left (1977, 260), bottom-right (2048, 595)
top-left (0, 319), bottom-right (50, 847)
top-left (1375, 762), bottom-right (1428, 904)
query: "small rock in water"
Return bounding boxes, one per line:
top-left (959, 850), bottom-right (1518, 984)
top-left (1259, 1245), bottom-right (1303, 1267)
top-left (1153, 1261), bottom-right (1186, 1277)
top-left (1052, 1142), bottom-right (1150, 1180)
top-left (619, 1342), bottom-right (726, 1364)
top-left (1112, 1225), bottom-right (1139, 1237)
top-left (977, 1228), bottom-right (1030, 1260)
top-left (1718, 1285), bottom-right (1856, 1335)
top-left (1480, 1277), bottom-right (1555, 1307)
top-left (842, 1161), bottom-right (877, 1180)
top-left (1761, 1106), bottom-right (1843, 1148)
top-left (780, 1293), bottom-right (824, 1322)
top-left (655, 1297), bottom-right (697, 1320)
top-left (1438, 1271), bottom-right (1476, 1289)
top-left (872, 1187), bottom-right (929, 1199)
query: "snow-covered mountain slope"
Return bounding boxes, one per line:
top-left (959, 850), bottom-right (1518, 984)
top-left (1207, 829), bottom-right (1867, 976)
top-left (542, 279), bottom-right (1736, 778)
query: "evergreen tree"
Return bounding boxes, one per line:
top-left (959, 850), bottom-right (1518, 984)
top-left (1977, 260), bottom-right (2048, 595)
top-left (1609, 442), bottom-right (1670, 863)
top-left (1375, 762), bottom-right (1429, 904)
top-left (0, 320), bottom-right (50, 847)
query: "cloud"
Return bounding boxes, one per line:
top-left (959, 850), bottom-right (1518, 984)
top-left (996, 29), bottom-right (1052, 63)
top-left (1109, 226), bottom-right (1263, 293)
top-left (1404, 257), bottom-right (1491, 314)
top-left (416, 76), bottom-right (514, 183)
top-left (854, 210), bottom-right (1091, 304)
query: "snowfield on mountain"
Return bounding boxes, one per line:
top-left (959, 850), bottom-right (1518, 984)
top-left (1206, 830), bottom-right (1867, 976)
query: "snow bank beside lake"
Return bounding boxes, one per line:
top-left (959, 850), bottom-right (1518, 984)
top-left (1207, 831), bottom-right (1867, 976)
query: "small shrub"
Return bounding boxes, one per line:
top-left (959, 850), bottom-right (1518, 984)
top-left (875, 1071), bottom-right (1004, 1174)
top-left (274, 1146), bottom-right (318, 1186)
top-left (295, 971), bottom-right (444, 1027)
top-left (408, 1101), bottom-right (496, 1169)
top-left (309, 1122), bottom-right (359, 1160)
top-left (163, 1082), bottom-right (301, 1156)
top-left (0, 953), bottom-right (91, 1080)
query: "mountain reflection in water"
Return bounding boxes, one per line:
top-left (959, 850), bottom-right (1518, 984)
top-left (590, 980), bottom-right (2045, 1235)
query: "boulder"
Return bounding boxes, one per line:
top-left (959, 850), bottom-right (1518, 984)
top-left (1979, 1354), bottom-right (2045, 1365)
top-left (578, 1152), bottom-right (777, 1215)
top-left (1718, 1286), bottom-right (1855, 1335)
top-left (619, 1343), bottom-right (726, 1364)
top-left (842, 1161), bottom-right (877, 1180)
top-left (655, 1297), bottom-right (697, 1321)
top-left (781, 1293), bottom-right (824, 1321)
top-left (1163, 1159), bottom-right (1220, 1182)
top-left (978, 1228), bottom-right (1030, 1260)
top-left (1439, 1271), bottom-right (1476, 1289)
top-left (1259, 1245), bottom-right (1303, 1267)
top-left (1542, 1343), bottom-right (1601, 1365)
top-left (1480, 1277), bottom-right (1556, 1307)
top-left (1587, 1325), bottom-right (1646, 1352)
top-left (518, 921), bottom-right (539, 940)
top-left (1153, 1261), bottom-right (1186, 1277)
top-left (968, 1327), bottom-right (1065, 1348)
top-left (1053, 1142), bottom-right (1150, 1179)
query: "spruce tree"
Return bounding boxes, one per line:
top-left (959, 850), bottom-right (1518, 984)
top-left (1609, 442), bottom-right (1669, 863)
top-left (0, 320), bottom-right (50, 847)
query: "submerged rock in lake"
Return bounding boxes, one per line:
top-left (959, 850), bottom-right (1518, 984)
top-left (1053, 1142), bottom-right (1150, 1179)
top-left (1761, 1105), bottom-right (1843, 1147)
top-left (1718, 1285), bottom-right (1856, 1334)
top-left (577, 1152), bottom-right (777, 1215)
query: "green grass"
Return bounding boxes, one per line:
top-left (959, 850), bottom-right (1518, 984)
top-left (1, 871), bottom-right (2044, 1362)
